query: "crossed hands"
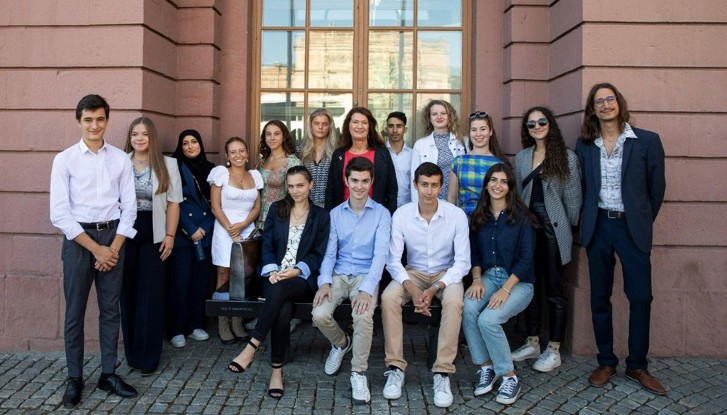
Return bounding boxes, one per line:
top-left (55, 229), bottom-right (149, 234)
top-left (269, 267), bottom-right (301, 284)
top-left (93, 246), bottom-right (119, 272)
top-left (404, 281), bottom-right (434, 317)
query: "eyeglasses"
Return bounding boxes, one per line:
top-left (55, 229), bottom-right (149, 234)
top-left (469, 111), bottom-right (488, 119)
top-left (594, 96), bottom-right (617, 107)
top-left (526, 118), bottom-right (548, 129)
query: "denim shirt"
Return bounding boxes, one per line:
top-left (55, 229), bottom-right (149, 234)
top-left (470, 210), bottom-right (536, 284)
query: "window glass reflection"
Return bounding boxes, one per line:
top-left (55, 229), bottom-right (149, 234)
top-left (417, 31), bottom-right (462, 89)
top-left (417, 0), bottom-right (462, 27)
top-left (310, 0), bottom-right (353, 27)
top-left (261, 31), bottom-right (306, 89)
top-left (308, 31), bottom-right (354, 89)
top-left (368, 31), bottom-right (413, 89)
top-left (263, 0), bottom-right (306, 27)
top-left (369, 0), bottom-right (414, 27)
top-left (261, 92), bottom-right (306, 142)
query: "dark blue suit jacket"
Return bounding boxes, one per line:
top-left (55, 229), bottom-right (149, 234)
top-left (261, 201), bottom-right (331, 292)
top-left (175, 163), bottom-right (215, 248)
top-left (575, 127), bottom-right (666, 253)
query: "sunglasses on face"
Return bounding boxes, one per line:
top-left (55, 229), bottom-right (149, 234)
top-left (469, 111), bottom-right (488, 119)
top-left (526, 118), bottom-right (548, 129)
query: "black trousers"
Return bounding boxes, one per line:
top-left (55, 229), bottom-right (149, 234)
top-left (250, 277), bottom-right (313, 365)
top-left (168, 244), bottom-right (211, 336)
top-left (121, 212), bottom-right (166, 371)
top-left (62, 222), bottom-right (123, 378)
top-left (523, 202), bottom-right (568, 343)
top-left (587, 210), bottom-right (652, 369)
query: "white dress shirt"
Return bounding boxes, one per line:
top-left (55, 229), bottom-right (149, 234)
top-left (386, 141), bottom-right (412, 208)
top-left (50, 139), bottom-right (137, 240)
top-left (387, 199), bottom-right (471, 287)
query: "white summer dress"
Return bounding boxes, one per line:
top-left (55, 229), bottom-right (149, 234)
top-left (207, 166), bottom-right (264, 267)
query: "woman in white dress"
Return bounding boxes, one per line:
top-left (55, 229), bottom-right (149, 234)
top-left (208, 137), bottom-right (263, 343)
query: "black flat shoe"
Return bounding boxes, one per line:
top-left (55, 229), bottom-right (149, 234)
top-left (228, 339), bottom-right (259, 373)
top-left (268, 363), bottom-right (284, 400)
top-left (140, 368), bottom-right (158, 377)
top-left (97, 374), bottom-right (138, 398)
top-left (62, 377), bottom-right (83, 409)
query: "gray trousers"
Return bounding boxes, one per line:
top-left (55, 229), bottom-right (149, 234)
top-left (62, 227), bottom-right (124, 378)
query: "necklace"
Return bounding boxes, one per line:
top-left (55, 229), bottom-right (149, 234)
top-left (230, 169), bottom-right (247, 185)
top-left (270, 153), bottom-right (287, 160)
top-left (292, 207), bottom-right (309, 224)
top-left (133, 157), bottom-right (148, 164)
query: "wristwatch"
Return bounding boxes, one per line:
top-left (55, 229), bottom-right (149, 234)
top-left (431, 283), bottom-right (442, 294)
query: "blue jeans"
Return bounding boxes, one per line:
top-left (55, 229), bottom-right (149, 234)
top-left (462, 267), bottom-right (534, 375)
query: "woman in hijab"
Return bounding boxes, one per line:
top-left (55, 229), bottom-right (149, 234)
top-left (168, 129), bottom-right (216, 348)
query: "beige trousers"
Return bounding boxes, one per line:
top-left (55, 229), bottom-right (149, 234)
top-left (311, 273), bottom-right (377, 373)
top-left (381, 267), bottom-right (464, 373)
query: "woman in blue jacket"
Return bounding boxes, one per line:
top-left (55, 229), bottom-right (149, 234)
top-left (227, 165), bottom-right (330, 400)
top-left (462, 163), bottom-right (537, 405)
top-left (168, 130), bottom-right (215, 348)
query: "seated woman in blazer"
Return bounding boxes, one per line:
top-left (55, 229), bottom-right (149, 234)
top-left (227, 165), bottom-right (330, 400)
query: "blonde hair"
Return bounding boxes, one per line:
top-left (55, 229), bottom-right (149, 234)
top-left (421, 99), bottom-right (462, 142)
top-left (300, 108), bottom-right (338, 164)
top-left (125, 117), bottom-right (170, 194)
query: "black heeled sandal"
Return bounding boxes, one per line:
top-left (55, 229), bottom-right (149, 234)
top-left (268, 363), bottom-right (284, 400)
top-left (227, 339), bottom-right (258, 373)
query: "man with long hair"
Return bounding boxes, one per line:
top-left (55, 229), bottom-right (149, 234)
top-left (576, 83), bottom-right (666, 395)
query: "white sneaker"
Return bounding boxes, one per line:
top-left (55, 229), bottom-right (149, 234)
top-left (433, 374), bottom-right (453, 408)
top-left (511, 342), bottom-right (540, 361)
top-left (383, 367), bottom-right (405, 399)
top-left (290, 318), bottom-right (302, 333)
top-left (171, 334), bottom-right (186, 348)
top-left (244, 318), bottom-right (257, 331)
top-left (188, 329), bottom-right (210, 341)
top-left (350, 372), bottom-right (371, 404)
top-left (324, 335), bottom-right (352, 375)
top-left (532, 348), bottom-right (561, 372)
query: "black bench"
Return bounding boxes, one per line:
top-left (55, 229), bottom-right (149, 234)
top-left (206, 280), bottom-right (445, 369)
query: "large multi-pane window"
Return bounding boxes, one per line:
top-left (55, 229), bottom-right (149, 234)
top-left (253, 0), bottom-right (469, 147)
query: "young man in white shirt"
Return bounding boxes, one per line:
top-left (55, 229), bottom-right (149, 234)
top-left (381, 162), bottom-right (471, 408)
top-left (385, 111), bottom-right (412, 208)
top-left (311, 157), bottom-right (391, 405)
top-left (50, 94), bottom-right (139, 408)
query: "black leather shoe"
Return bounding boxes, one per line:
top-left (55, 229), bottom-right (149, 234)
top-left (97, 374), bottom-right (138, 398)
top-left (62, 377), bottom-right (83, 409)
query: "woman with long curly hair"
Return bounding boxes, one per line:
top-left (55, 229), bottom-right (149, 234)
top-left (410, 99), bottom-right (466, 202)
top-left (510, 106), bottom-right (582, 372)
top-left (257, 120), bottom-right (302, 228)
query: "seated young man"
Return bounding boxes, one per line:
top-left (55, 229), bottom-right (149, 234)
top-left (311, 156), bottom-right (392, 405)
top-left (381, 162), bottom-right (471, 409)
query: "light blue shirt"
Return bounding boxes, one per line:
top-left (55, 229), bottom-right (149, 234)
top-left (318, 197), bottom-right (391, 295)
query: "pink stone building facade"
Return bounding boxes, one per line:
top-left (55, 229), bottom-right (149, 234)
top-left (1, 1), bottom-right (725, 357)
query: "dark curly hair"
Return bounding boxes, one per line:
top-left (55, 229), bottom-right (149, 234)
top-left (520, 106), bottom-right (570, 182)
top-left (259, 120), bottom-right (297, 161)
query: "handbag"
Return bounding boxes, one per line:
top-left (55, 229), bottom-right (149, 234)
top-left (229, 228), bottom-right (263, 300)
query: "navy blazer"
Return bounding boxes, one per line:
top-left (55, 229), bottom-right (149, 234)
top-left (261, 201), bottom-right (331, 292)
top-left (325, 146), bottom-right (398, 214)
top-left (575, 127), bottom-right (666, 253)
top-left (175, 163), bottom-right (215, 248)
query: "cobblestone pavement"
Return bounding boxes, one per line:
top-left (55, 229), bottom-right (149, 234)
top-left (1, 322), bottom-right (725, 414)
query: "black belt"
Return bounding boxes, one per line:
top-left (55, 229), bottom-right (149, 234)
top-left (598, 209), bottom-right (625, 220)
top-left (80, 220), bottom-right (118, 231)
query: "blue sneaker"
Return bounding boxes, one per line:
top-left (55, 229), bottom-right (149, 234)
top-left (474, 367), bottom-right (497, 396)
top-left (496, 377), bottom-right (521, 405)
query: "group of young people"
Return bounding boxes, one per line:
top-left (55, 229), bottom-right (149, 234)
top-left (51, 80), bottom-right (666, 409)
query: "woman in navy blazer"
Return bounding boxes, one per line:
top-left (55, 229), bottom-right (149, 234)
top-left (168, 130), bottom-right (215, 348)
top-left (227, 165), bottom-right (330, 400)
